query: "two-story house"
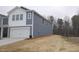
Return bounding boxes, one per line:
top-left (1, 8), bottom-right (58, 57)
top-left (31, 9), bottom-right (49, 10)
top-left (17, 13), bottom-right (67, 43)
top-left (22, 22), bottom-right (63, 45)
top-left (0, 14), bottom-right (8, 39)
top-left (8, 6), bottom-right (53, 38)
top-left (7, 6), bottom-right (53, 38)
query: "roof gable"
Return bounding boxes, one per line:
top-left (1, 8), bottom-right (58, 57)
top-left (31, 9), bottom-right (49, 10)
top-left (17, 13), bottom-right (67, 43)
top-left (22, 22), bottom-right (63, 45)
top-left (8, 6), bottom-right (29, 14)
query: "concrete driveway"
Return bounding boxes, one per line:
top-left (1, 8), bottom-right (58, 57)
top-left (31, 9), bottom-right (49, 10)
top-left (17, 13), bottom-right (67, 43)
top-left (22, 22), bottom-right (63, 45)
top-left (0, 38), bottom-right (25, 46)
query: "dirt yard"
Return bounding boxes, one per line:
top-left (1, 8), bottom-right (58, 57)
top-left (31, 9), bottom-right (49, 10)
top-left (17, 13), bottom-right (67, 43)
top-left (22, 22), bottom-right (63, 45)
top-left (0, 35), bottom-right (79, 52)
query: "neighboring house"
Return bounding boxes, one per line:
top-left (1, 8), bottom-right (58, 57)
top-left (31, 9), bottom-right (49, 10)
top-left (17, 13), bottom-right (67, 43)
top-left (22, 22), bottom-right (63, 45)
top-left (8, 6), bottom-right (53, 38)
top-left (0, 14), bottom-right (8, 39)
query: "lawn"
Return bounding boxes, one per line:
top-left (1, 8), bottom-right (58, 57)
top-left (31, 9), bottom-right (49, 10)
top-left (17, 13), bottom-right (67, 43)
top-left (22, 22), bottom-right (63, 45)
top-left (0, 35), bottom-right (79, 52)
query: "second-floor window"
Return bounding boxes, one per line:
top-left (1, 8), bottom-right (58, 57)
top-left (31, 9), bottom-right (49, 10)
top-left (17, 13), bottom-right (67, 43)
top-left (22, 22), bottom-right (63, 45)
top-left (16, 14), bottom-right (19, 20)
top-left (20, 14), bottom-right (23, 20)
top-left (12, 15), bottom-right (15, 21)
top-left (27, 12), bottom-right (32, 19)
top-left (26, 12), bottom-right (32, 24)
top-left (12, 14), bottom-right (23, 21)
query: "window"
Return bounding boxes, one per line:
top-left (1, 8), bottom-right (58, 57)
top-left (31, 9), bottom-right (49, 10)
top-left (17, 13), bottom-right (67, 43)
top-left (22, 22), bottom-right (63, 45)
top-left (26, 12), bottom-right (32, 24)
top-left (20, 14), bottom-right (23, 20)
top-left (27, 12), bottom-right (32, 19)
top-left (16, 15), bottom-right (19, 20)
top-left (12, 14), bottom-right (23, 21)
top-left (12, 15), bottom-right (15, 21)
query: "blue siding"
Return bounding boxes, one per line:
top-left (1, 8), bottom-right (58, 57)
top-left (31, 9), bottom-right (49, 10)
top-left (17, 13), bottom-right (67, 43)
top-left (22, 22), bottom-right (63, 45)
top-left (33, 12), bottom-right (53, 37)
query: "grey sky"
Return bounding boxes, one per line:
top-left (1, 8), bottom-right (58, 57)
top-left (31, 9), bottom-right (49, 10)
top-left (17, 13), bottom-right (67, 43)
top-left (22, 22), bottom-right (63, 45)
top-left (0, 6), bottom-right (79, 19)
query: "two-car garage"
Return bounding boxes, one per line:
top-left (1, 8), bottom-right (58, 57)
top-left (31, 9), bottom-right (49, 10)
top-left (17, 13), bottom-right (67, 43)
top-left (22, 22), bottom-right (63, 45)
top-left (10, 27), bottom-right (31, 38)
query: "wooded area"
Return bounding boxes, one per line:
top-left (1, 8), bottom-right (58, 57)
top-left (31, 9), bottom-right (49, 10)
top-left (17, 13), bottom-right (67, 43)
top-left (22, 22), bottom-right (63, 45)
top-left (50, 14), bottom-right (79, 37)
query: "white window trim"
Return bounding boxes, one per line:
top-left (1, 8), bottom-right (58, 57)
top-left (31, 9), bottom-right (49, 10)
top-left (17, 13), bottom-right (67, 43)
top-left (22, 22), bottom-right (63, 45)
top-left (27, 12), bottom-right (32, 19)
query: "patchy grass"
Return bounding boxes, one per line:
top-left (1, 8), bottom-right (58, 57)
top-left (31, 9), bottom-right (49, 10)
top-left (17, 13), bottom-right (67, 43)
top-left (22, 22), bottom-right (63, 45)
top-left (64, 37), bottom-right (79, 45)
top-left (0, 35), bottom-right (79, 52)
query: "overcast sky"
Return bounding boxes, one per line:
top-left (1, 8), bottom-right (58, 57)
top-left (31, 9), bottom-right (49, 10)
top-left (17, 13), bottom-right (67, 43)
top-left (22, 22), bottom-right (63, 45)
top-left (0, 6), bottom-right (79, 19)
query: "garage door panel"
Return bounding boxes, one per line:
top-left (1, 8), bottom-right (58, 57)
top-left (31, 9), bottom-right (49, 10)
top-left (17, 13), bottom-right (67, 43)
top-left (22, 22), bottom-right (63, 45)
top-left (10, 27), bottom-right (30, 38)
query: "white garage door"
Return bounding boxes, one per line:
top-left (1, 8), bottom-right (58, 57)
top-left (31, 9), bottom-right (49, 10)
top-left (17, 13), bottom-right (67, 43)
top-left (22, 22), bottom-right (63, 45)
top-left (10, 27), bottom-right (30, 38)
